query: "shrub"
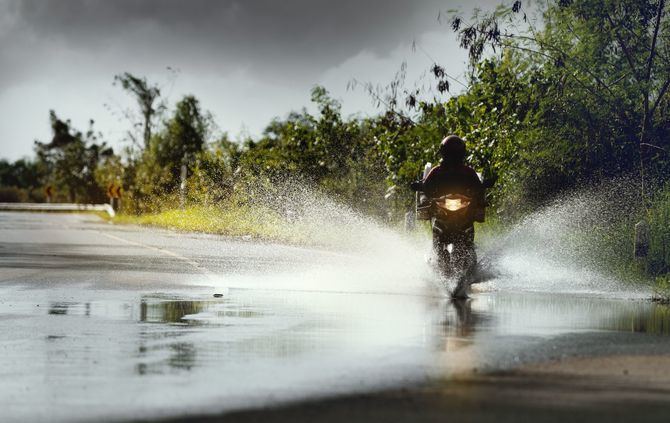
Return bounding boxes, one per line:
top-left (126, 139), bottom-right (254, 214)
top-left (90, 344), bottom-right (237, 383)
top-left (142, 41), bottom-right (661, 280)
top-left (648, 186), bottom-right (670, 277)
top-left (0, 186), bottom-right (28, 202)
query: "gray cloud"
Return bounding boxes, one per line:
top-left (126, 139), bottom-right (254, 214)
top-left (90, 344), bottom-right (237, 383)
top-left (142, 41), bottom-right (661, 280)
top-left (2, 0), bottom-right (453, 88)
top-left (0, 0), bottom-right (500, 160)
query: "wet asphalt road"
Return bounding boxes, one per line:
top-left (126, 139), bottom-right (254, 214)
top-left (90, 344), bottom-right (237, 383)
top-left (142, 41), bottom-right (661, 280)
top-left (1, 212), bottom-right (670, 422)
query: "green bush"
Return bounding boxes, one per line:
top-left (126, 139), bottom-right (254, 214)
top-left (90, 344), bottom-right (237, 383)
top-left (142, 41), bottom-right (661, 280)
top-left (653, 275), bottom-right (670, 303)
top-left (0, 186), bottom-right (28, 203)
top-left (649, 186), bottom-right (670, 277)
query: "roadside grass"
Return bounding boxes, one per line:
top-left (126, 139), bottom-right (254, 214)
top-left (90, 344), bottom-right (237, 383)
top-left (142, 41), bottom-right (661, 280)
top-left (649, 186), bottom-right (670, 301)
top-left (111, 203), bottom-right (321, 245)
top-left (653, 275), bottom-right (670, 304)
top-left (115, 204), bottom-right (287, 239)
top-left (583, 219), bottom-right (648, 284)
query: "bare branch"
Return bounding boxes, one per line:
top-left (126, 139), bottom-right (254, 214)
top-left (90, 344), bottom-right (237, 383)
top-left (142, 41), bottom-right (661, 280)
top-left (349, 78), bottom-right (416, 126)
top-left (645, 0), bottom-right (665, 85)
top-left (614, 14), bottom-right (670, 66)
top-left (500, 33), bottom-right (617, 97)
top-left (413, 42), bottom-right (469, 89)
top-left (608, 71), bottom-right (632, 87)
top-left (650, 77), bottom-right (670, 118)
top-left (501, 43), bottom-right (618, 108)
top-left (125, 131), bottom-right (141, 150)
top-left (640, 142), bottom-right (669, 153)
top-left (501, 36), bottom-right (624, 105)
top-left (604, 12), bottom-right (641, 82)
top-left (639, 0), bottom-right (665, 147)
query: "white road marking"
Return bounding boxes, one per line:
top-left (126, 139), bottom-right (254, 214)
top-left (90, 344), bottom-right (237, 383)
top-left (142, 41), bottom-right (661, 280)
top-left (97, 230), bottom-right (216, 281)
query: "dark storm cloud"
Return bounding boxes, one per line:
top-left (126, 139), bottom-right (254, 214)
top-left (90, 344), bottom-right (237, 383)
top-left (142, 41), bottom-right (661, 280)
top-left (1, 0), bottom-right (448, 89)
top-left (1, 0), bottom-right (496, 160)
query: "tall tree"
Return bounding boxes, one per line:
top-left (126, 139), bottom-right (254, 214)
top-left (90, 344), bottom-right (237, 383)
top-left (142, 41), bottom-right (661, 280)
top-left (154, 95), bottom-right (209, 177)
top-left (114, 72), bottom-right (163, 150)
top-left (133, 95), bottom-right (210, 200)
top-left (34, 111), bottom-right (112, 202)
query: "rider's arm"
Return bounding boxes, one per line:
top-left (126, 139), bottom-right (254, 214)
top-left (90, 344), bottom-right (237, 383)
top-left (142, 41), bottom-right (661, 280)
top-left (466, 167), bottom-right (486, 222)
top-left (422, 166), bottom-right (440, 198)
top-left (473, 174), bottom-right (486, 207)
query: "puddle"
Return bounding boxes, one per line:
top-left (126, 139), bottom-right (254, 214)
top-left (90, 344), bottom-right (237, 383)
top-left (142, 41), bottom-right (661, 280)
top-left (139, 296), bottom-right (263, 325)
top-left (2, 287), bottom-right (670, 423)
top-left (140, 298), bottom-right (210, 325)
top-left (48, 301), bottom-right (91, 316)
top-left (470, 292), bottom-right (670, 336)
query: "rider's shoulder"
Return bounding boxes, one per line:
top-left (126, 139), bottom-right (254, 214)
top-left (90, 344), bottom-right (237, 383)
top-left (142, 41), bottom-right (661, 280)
top-left (425, 165), bottom-right (443, 179)
top-left (460, 164), bottom-right (478, 175)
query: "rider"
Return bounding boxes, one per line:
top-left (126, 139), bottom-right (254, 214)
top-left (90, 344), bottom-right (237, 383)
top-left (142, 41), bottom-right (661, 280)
top-left (422, 135), bottom-right (485, 258)
top-left (423, 135), bottom-right (485, 219)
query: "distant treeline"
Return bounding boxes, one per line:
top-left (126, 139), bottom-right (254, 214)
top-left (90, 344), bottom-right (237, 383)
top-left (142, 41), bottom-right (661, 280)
top-left (1, 0), bottom-right (669, 279)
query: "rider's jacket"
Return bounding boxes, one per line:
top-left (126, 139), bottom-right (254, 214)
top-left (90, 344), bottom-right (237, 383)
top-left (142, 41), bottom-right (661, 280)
top-left (422, 162), bottom-right (485, 221)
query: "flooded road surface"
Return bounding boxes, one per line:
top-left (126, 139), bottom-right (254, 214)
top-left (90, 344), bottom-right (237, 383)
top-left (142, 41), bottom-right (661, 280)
top-left (1, 212), bottom-right (670, 422)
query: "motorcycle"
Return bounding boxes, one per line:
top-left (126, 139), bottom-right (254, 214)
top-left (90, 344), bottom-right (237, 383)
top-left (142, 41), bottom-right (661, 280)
top-left (410, 164), bottom-right (493, 297)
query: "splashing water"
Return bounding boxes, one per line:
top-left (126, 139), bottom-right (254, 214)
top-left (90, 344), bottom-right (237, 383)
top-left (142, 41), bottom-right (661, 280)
top-left (478, 177), bottom-right (651, 298)
top-left (227, 178), bottom-right (437, 295)
top-left (230, 176), bottom-right (651, 299)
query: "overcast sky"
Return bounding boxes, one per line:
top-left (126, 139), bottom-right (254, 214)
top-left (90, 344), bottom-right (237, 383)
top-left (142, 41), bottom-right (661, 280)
top-left (0, 0), bottom-right (501, 161)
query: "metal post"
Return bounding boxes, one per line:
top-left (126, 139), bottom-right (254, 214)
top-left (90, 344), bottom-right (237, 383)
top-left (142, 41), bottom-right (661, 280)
top-left (180, 164), bottom-right (187, 209)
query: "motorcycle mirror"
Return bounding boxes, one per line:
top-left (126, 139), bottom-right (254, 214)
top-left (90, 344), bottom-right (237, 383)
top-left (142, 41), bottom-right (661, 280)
top-left (410, 181), bottom-right (423, 192)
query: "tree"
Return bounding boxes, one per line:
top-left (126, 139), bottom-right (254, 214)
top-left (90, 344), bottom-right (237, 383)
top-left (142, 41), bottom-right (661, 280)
top-left (450, 0), bottom-right (670, 200)
top-left (235, 86), bottom-right (388, 215)
top-left (153, 95), bottom-right (209, 181)
top-left (133, 95), bottom-right (210, 203)
top-left (34, 111), bottom-right (111, 203)
top-left (0, 159), bottom-right (41, 189)
top-left (114, 72), bottom-right (163, 150)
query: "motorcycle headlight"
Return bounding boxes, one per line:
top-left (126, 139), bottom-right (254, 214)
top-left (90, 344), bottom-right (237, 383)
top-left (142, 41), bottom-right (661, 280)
top-left (439, 198), bottom-right (470, 211)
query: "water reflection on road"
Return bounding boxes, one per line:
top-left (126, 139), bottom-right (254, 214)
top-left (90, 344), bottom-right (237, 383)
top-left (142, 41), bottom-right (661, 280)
top-left (2, 286), bottom-right (670, 422)
top-left (37, 289), bottom-right (670, 375)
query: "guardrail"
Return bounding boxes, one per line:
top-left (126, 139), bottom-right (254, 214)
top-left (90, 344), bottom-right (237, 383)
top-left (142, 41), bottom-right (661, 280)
top-left (0, 203), bottom-right (116, 218)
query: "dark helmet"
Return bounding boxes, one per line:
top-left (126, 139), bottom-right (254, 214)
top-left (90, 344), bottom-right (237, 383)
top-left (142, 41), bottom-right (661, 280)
top-left (439, 135), bottom-right (466, 163)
